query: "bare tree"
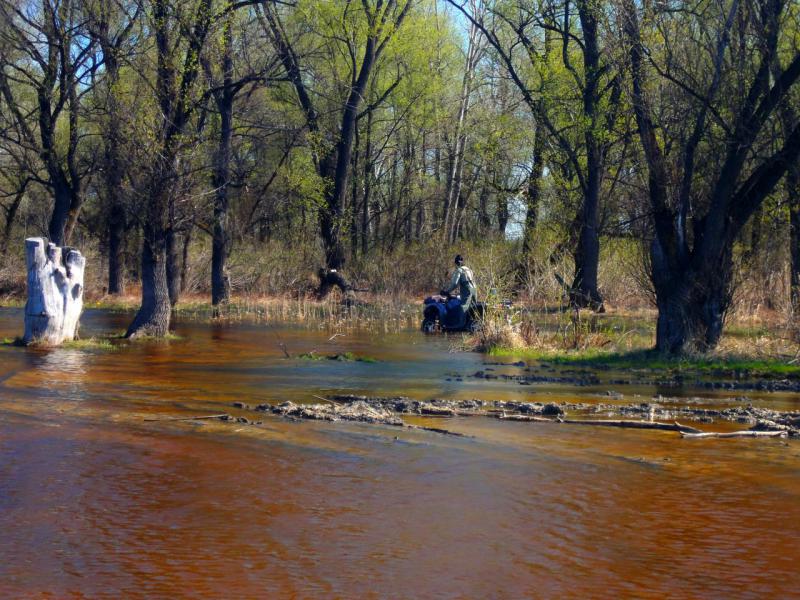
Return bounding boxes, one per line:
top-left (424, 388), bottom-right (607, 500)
top-left (0, 0), bottom-right (97, 246)
top-left (260, 0), bottom-right (413, 294)
top-left (621, 0), bottom-right (800, 352)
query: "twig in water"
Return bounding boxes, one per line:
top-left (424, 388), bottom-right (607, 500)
top-left (312, 394), bottom-right (343, 405)
top-left (144, 414), bottom-right (229, 422)
top-left (274, 331), bottom-right (291, 358)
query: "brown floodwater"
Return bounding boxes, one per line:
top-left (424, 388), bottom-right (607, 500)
top-left (1, 307), bottom-right (799, 598)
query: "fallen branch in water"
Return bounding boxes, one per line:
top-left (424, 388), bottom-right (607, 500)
top-left (497, 413), bottom-right (703, 434)
top-left (497, 414), bottom-right (554, 423)
top-left (680, 430), bottom-right (788, 439)
top-left (312, 394), bottom-right (343, 405)
top-left (559, 419), bottom-right (703, 434)
top-left (144, 414), bottom-right (229, 422)
top-left (406, 424), bottom-right (470, 437)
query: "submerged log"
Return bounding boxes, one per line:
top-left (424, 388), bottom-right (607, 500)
top-left (23, 237), bottom-right (86, 346)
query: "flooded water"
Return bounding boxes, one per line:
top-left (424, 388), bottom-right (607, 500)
top-left (1, 307), bottom-right (798, 598)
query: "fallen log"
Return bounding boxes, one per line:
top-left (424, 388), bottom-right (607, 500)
top-left (498, 413), bottom-right (703, 434)
top-left (680, 430), bottom-right (788, 439)
top-left (406, 425), bottom-right (470, 437)
top-left (497, 414), bottom-right (554, 423)
top-left (559, 419), bottom-right (703, 434)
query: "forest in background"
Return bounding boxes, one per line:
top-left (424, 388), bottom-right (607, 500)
top-left (0, 0), bottom-right (799, 353)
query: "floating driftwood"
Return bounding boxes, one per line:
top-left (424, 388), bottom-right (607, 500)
top-left (144, 413), bottom-right (230, 422)
top-left (680, 430), bottom-right (788, 439)
top-left (498, 413), bottom-right (703, 434)
top-left (559, 418), bottom-right (703, 434)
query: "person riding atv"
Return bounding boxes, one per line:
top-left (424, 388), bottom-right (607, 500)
top-left (441, 254), bottom-right (477, 313)
top-left (419, 254), bottom-right (481, 332)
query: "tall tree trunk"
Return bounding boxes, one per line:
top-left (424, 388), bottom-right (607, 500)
top-left (48, 178), bottom-right (72, 247)
top-left (107, 203), bottom-right (125, 294)
top-left (166, 224), bottom-right (180, 306)
top-left (103, 45), bottom-right (126, 295)
top-left (570, 0), bottom-right (604, 310)
top-left (2, 187), bottom-right (25, 254)
top-left (361, 110), bottom-right (373, 256)
top-left (788, 163), bottom-right (800, 314)
top-left (522, 125), bottom-right (545, 262)
top-left (126, 185), bottom-right (172, 338)
top-left (319, 34), bottom-right (377, 271)
top-left (350, 125), bottom-right (360, 259)
top-left (571, 150), bottom-right (603, 309)
top-left (651, 239), bottom-right (733, 353)
top-left (180, 224), bottom-right (192, 293)
top-left (211, 15), bottom-right (233, 307)
top-left (442, 4), bottom-right (483, 242)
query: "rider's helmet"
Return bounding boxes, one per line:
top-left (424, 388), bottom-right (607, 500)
top-left (454, 254), bottom-right (464, 266)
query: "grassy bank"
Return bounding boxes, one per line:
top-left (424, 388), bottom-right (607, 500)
top-left (486, 346), bottom-right (800, 379)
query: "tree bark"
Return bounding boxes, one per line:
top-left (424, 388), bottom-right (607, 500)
top-left (23, 237), bottom-right (85, 345)
top-left (107, 202), bottom-right (125, 294)
top-left (522, 124), bottom-right (545, 263)
top-left (361, 110), bottom-right (373, 255)
top-left (2, 187), bottom-right (25, 255)
top-left (788, 163), bottom-right (800, 314)
top-left (570, 0), bottom-right (604, 311)
top-left (126, 230), bottom-right (172, 338)
top-left (211, 14), bottom-right (233, 306)
top-left (166, 224), bottom-right (180, 306)
top-left (100, 37), bottom-right (127, 296)
top-left (651, 239), bottom-right (733, 353)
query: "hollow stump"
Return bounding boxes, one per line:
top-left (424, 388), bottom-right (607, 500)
top-left (23, 237), bottom-right (86, 345)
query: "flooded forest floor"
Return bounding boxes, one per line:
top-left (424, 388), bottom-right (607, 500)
top-left (1, 303), bottom-right (799, 597)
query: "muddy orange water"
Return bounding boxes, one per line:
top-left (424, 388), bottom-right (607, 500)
top-left (1, 308), bottom-right (799, 598)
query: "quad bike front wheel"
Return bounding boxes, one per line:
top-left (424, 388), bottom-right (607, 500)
top-left (421, 318), bottom-right (438, 333)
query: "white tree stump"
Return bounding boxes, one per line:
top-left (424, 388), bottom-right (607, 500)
top-left (23, 237), bottom-right (86, 345)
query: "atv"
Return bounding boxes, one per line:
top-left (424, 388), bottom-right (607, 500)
top-left (421, 293), bottom-right (485, 333)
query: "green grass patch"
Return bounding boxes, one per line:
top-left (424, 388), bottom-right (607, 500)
top-left (296, 351), bottom-right (378, 363)
top-left (487, 346), bottom-right (800, 379)
top-left (61, 337), bottom-right (117, 350)
top-left (123, 332), bottom-right (183, 342)
top-left (2, 335), bottom-right (118, 350)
